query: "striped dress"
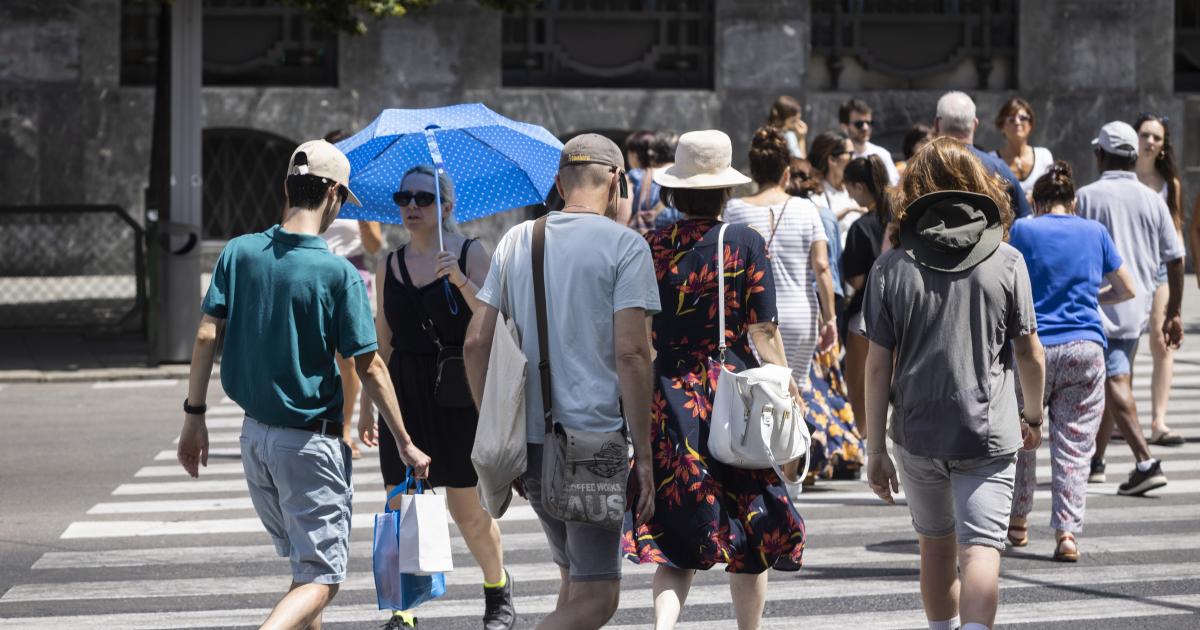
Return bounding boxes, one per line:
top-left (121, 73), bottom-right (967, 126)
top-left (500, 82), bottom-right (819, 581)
top-left (724, 196), bottom-right (828, 387)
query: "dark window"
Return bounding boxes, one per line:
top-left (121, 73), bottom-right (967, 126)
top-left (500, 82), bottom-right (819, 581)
top-left (811, 0), bottom-right (1017, 90)
top-left (502, 1), bottom-right (715, 89)
top-left (202, 128), bottom-right (295, 240)
top-left (120, 0), bottom-right (338, 87)
top-left (1179, 0), bottom-right (1200, 91)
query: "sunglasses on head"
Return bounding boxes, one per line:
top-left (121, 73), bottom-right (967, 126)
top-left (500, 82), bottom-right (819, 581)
top-left (851, 120), bottom-right (872, 129)
top-left (393, 190), bottom-right (437, 208)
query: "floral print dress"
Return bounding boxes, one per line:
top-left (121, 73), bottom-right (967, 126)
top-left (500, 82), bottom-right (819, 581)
top-left (622, 217), bottom-right (806, 574)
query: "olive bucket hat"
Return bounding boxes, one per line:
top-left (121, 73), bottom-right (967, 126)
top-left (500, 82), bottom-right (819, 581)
top-left (899, 190), bottom-right (1003, 273)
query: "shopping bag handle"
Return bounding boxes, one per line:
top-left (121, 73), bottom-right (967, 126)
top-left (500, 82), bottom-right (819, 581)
top-left (384, 468), bottom-right (432, 511)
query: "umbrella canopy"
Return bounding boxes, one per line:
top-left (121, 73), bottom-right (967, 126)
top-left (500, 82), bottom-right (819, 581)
top-left (335, 103), bottom-right (563, 224)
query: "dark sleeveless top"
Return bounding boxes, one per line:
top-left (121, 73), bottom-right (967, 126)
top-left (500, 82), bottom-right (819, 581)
top-left (383, 239), bottom-right (475, 355)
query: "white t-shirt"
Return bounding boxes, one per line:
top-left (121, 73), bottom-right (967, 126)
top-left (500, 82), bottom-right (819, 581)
top-left (478, 212), bottom-right (661, 444)
top-left (821, 181), bottom-right (861, 246)
top-left (855, 141), bottom-right (900, 186)
top-left (320, 218), bottom-right (364, 258)
top-left (990, 146), bottom-right (1053, 196)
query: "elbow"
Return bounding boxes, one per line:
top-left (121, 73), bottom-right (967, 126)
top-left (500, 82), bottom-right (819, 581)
top-left (359, 353), bottom-right (387, 382)
top-left (812, 260), bottom-right (831, 277)
top-left (616, 343), bottom-right (652, 369)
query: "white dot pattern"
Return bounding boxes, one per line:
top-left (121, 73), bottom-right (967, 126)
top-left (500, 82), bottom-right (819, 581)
top-left (334, 103), bottom-right (564, 224)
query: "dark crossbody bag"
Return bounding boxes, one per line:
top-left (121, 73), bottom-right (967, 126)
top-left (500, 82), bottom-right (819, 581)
top-left (531, 216), bottom-right (629, 532)
top-left (392, 239), bottom-right (476, 409)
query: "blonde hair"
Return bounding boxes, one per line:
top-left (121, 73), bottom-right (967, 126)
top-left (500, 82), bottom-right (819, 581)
top-left (892, 137), bottom-right (1013, 241)
top-left (402, 164), bottom-right (458, 233)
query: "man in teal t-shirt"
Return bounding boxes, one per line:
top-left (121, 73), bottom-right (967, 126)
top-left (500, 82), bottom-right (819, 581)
top-left (176, 139), bottom-right (430, 629)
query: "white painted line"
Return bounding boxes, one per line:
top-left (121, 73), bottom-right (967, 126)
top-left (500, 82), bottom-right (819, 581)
top-left (173, 432), bottom-right (242, 445)
top-left (155, 448), bottom-right (239, 461)
top-left (1034, 458), bottom-right (1200, 477)
top-left (795, 478), bottom-right (1200, 506)
top-left (44, 504), bottom-right (1198, 570)
top-left (220, 396), bottom-right (233, 404)
top-left (110, 475), bottom-right (383, 496)
top-left (2, 560), bottom-right (1196, 621)
top-left (90, 488), bottom-right (391, 514)
top-left (92, 379), bottom-right (177, 389)
top-left (134, 458), bottom-right (381, 477)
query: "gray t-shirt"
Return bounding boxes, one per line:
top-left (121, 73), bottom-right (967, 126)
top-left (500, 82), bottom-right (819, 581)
top-left (862, 243), bottom-right (1037, 460)
top-left (1076, 171), bottom-right (1185, 340)
top-left (478, 212), bottom-right (661, 444)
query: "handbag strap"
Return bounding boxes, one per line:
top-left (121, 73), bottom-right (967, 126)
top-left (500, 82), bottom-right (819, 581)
top-left (394, 248), bottom-right (445, 350)
top-left (532, 215), bottom-right (553, 434)
top-left (715, 222), bottom-right (730, 362)
top-left (764, 197), bottom-right (792, 257)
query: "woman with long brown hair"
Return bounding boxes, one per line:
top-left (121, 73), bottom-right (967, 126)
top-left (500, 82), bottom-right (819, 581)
top-left (1134, 113), bottom-right (1186, 446)
top-left (862, 137), bottom-right (1045, 630)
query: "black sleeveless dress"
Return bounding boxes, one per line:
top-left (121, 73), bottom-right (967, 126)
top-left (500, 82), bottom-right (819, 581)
top-left (376, 239), bottom-right (479, 488)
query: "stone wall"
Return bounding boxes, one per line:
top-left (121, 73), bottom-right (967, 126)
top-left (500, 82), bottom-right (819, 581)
top-left (1, 0), bottom-right (1194, 256)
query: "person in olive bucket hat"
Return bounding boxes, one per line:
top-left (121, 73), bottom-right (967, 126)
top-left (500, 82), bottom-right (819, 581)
top-left (858, 137), bottom-right (1046, 630)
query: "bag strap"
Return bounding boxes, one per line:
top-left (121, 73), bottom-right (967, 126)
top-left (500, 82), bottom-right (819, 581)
top-left (395, 247), bottom-right (445, 350)
top-left (532, 215), bottom-right (553, 434)
top-left (458, 238), bottom-right (476, 275)
top-left (715, 222), bottom-right (730, 362)
top-left (764, 197), bottom-right (792, 257)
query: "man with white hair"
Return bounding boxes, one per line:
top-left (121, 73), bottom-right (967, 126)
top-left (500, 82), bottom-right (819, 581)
top-left (934, 91), bottom-right (1032, 219)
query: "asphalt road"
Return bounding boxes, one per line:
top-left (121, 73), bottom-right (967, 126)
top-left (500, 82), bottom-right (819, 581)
top-left (2, 341), bottom-right (1200, 627)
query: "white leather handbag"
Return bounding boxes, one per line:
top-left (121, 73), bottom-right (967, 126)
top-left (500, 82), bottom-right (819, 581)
top-left (705, 223), bottom-right (811, 498)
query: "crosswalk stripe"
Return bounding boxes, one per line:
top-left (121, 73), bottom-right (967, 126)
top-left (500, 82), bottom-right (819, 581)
top-left (791, 478), bottom-right (1200, 506)
top-left (92, 379), bottom-right (177, 389)
top-left (134, 459), bottom-right (381, 477)
top-left (37, 504), bottom-right (1198, 570)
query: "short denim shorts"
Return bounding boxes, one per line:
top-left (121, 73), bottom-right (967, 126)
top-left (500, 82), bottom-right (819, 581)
top-left (896, 445), bottom-right (1016, 550)
top-left (1104, 337), bottom-right (1140, 377)
top-left (241, 416), bottom-right (354, 584)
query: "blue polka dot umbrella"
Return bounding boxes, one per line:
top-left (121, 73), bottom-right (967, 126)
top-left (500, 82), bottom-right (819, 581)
top-left (335, 103), bottom-right (562, 248)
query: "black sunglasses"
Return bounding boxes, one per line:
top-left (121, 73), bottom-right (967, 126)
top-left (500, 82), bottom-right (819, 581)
top-left (851, 120), bottom-right (872, 129)
top-left (393, 190), bottom-right (437, 208)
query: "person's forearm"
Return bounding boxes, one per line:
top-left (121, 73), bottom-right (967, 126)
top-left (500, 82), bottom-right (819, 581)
top-left (748, 324), bottom-right (789, 367)
top-left (359, 221), bottom-right (383, 255)
top-left (359, 355), bottom-right (413, 445)
top-left (1166, 258), bottom-right (1184, 318)
top-left (463, 311), bottom-right (493, 409)
top-left (863, 346), bottom-right (893, 454)
top-left (455, 277), bottom-right (485, 313)
top-left (1015, 338), bottom-right (1046, 419)
top-left (816, 269), bottom-right (836, 323)
top-left (616, 352), bottom-right (654, 460)
top-left (187, 323), bottom-right (220, 407)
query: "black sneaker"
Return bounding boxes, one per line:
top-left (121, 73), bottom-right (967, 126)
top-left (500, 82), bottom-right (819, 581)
top-left (382, 613), bottom-right (416, 629)
top-left (483, 569), bottom-right (516, 630)
top-left (1117, 460), bottom-right (1168, 496)
top-left (1088, 458), bottom-right (1106, 484)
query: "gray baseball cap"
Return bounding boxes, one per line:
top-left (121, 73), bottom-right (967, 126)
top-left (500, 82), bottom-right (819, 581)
top-left (559, 133), bottom-right (624, 170)
top-left (1091, 121), bottom-right (1138, 160)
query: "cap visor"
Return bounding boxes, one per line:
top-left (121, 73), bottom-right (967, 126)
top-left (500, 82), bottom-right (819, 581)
top-left (345, 187), bottom-right (362, 207)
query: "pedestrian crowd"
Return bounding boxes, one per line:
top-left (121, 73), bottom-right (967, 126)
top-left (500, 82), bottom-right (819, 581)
top-left (175, 89), bottom-right (1189, 630)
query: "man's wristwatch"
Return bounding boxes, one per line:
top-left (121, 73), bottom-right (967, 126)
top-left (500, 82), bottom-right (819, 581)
top-left (1020, 412), bottom-right (1043, 428)
top-left (183, 398), bottom-right (207, 415)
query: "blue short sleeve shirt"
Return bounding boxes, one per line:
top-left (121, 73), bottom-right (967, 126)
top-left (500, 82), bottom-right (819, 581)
top-left (202, 225), bottom-right (377, 427)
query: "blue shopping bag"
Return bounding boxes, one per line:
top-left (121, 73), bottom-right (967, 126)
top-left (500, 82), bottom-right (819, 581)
top-left (373, 470), bottom-right (447, 610)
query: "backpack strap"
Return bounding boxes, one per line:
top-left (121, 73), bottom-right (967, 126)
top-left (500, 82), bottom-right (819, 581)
top-left (532, 216), bottom-right (552, 434)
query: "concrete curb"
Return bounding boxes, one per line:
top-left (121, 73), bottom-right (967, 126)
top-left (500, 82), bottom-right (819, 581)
top-left (0, 365), bottom-right (219, 384)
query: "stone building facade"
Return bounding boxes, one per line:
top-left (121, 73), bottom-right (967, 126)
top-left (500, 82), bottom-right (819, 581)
top-left (2, 0), bottom-right (1197, 254)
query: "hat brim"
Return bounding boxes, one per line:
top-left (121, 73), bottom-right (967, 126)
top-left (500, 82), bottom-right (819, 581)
top-left (344, 186), bottom-right (362, 207)
top-left (899, 190), bottom-right (1003, 273)
top-left (653, 165), bottom-right (751, 190)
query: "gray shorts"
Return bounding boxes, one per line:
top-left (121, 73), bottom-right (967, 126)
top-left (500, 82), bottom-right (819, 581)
top-left (241, 416), bottom-right (354, 584)
top-left (897, 445), bottom-right (1016, 550)
top-left (523, 443), bottom-right (622, 582)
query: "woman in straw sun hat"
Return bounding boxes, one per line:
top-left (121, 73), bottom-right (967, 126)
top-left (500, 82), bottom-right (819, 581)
top-left (622, 130), bottom-right (807, 630)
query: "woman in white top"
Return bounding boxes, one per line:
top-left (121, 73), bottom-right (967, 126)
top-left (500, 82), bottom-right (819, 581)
top-left (1135, 112), bottom-right (1186, 447)
top-left (992, 96), bottom-right (1053, 199)
top-left (809, 131), bottom-right (866, 246)
top-left (321, 217), bottom-right (382, 459)
top-left (725, 127), bottom-right (838, 389)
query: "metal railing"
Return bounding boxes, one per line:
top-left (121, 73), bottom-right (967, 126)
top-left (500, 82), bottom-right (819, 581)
top-left (0, 205), bottom-right (146, 332)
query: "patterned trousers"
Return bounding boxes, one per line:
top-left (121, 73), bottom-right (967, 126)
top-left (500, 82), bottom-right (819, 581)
top-left (1011, 340), bottom-right (1106, 532)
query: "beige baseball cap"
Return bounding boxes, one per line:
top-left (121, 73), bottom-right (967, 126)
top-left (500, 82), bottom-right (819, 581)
top-left (288, 139), bottom-right (361, 206)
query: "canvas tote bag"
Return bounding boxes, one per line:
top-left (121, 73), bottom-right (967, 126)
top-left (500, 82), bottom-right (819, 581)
top-left (471, 235), bottom-right (528, 518)
top-left (705, 223), bottom-right (811, 498)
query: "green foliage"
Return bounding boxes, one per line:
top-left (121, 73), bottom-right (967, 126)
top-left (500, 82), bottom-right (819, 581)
top-left (276, 0), bottom-right (539, 34)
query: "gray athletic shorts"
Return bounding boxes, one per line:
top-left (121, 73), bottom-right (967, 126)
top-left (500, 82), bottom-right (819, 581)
top-left (523, 443), bottom-right (623, 582)
top-left (241, 416), bottom-right (354, 584)
top-left (896, 445), bottom-right (1016, 550)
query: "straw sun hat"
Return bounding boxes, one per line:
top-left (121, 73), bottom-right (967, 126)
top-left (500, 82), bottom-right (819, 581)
top-left (652, 130), bottom-right (751, 190)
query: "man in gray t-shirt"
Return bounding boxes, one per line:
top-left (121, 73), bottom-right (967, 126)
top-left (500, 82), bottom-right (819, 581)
top-left (465, 134), bottom-right (659, 629)
top-left (862, 183), bottom-right (1045, 630)
top-left (1075, 121), bottom-right (1184, 496)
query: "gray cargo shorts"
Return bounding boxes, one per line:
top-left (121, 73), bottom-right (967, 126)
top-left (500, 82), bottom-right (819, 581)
top-left (523, 443), bottom-right (623, 582)
top-left (241, 416), bottom-right (354, 584)
top-left (896, 445), bottom-right (1016, 550)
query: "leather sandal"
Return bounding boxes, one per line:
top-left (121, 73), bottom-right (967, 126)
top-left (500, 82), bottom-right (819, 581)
top-left (1006, 524), bottom-right (1028, 547)
top-left (1054, 533), bottom-right (1079, 562)
top-left (1149, 430), bottom-right (1185, 446)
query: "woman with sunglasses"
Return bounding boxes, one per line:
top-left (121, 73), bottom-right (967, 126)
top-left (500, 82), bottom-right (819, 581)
top-left (811, 131), bottom-right (868, 245)
top-left (1135, 113), bottom-right (1186, 447)
top-left (358, 164), bottom-right (514, 630)
top-left (992, 97), bottom-right (1054, 200)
